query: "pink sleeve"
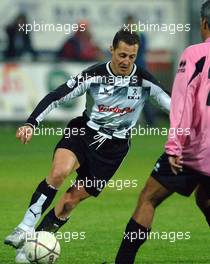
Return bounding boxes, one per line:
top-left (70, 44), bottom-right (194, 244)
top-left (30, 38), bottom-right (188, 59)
top-left (165, 48), bottom-right (196, 156)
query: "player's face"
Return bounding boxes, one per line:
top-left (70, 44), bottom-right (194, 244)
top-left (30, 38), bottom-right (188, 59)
top-left (110, 41), bottom-right (139, 76)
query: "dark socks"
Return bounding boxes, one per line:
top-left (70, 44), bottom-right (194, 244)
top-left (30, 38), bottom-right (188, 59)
top-left (36, 208), bottom-right (69, 233)
top-left (29, 180), bottom-right (58, 214)
top-left (115, 218), bottom-right (151, 264)
top-left (18, 180), bottom-right (58, 231)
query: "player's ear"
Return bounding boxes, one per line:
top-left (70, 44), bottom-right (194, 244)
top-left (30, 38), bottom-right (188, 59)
top-left (205, 19), bottom-right (210, 31)
top-left (202, 18), bottom-right (208, 30)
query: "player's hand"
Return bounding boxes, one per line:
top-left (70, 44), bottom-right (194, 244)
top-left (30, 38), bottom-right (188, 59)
top-left (168, 156), bottom-right (183, 175)
top-left (16, 125), bottom-right (34, 144)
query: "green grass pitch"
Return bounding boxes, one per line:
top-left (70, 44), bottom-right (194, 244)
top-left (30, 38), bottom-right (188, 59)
top-left (0, 125), bottom-right (209, 264)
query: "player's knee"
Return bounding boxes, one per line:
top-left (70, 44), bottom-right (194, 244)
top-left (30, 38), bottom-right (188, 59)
top-left (48, 167), bottom-right (70, 187)
top-left (150, 195), bottom-right (162, 208)
top-left (140, 187), bottom-right (161, 208)
top-left (63, 193), bottom-right (80, 212)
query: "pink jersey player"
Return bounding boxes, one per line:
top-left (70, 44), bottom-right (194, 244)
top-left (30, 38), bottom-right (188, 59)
top-left (115, 3), bottom-right (210, 264)
top-left (165, 37), bottom-right (210, 176)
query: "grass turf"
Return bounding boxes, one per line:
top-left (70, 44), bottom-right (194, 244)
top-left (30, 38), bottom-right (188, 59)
top-left (0, 125), bottom-right (209, 264)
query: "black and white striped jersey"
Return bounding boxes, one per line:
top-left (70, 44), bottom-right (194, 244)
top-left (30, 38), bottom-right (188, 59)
top-left (26, 61), bottom-right (170, 139)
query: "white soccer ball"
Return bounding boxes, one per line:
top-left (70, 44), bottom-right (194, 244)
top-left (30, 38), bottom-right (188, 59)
top-left (24, 231), bottom-right (60, 264)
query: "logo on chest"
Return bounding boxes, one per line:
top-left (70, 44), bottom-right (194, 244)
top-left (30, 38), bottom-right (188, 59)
top-left (127, 87), bottom-right (140, 99)
top-left (98, 85), bottom-right (114, 96)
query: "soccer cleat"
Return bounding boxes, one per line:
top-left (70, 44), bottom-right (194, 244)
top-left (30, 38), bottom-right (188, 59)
top-left (15, 247), bottom-right (30, 263)
top-left (4, 227), bottom-right (26, 249)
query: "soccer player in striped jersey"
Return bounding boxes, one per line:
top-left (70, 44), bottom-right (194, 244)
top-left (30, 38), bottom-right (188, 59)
top-left (4, 28), bottom-right (170, 263)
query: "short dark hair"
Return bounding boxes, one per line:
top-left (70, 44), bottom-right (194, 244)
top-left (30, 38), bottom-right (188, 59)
top-left (112, 28), bottom-right (140, 49)
top-left (201, 0), bottom-right (210, 27)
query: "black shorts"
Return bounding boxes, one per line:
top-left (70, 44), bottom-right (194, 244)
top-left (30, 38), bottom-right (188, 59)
top-left (151, 153), bottom-right (210, 197)
top-left (55, 116), bottom-right (130, 197)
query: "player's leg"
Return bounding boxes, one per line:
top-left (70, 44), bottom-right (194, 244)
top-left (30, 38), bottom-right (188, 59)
top-left (115, 151), bottom-right (200, 264)
top-left (195, 183), bottom-right (210, 226)
top-left (4, 148), bottom-right (79, 248)
top-left (115, 176), bottom-right (172, 264)
top-left (35, 133), bottom-right (130, 233)
top-left (18, 148), bottom-right (80, 229)
top-left (36, 183), bottom-right (90, 232)
top-left (15, 184), bottom-right (90, 264)
top-left (132, 176), bottom-right (172, 226)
